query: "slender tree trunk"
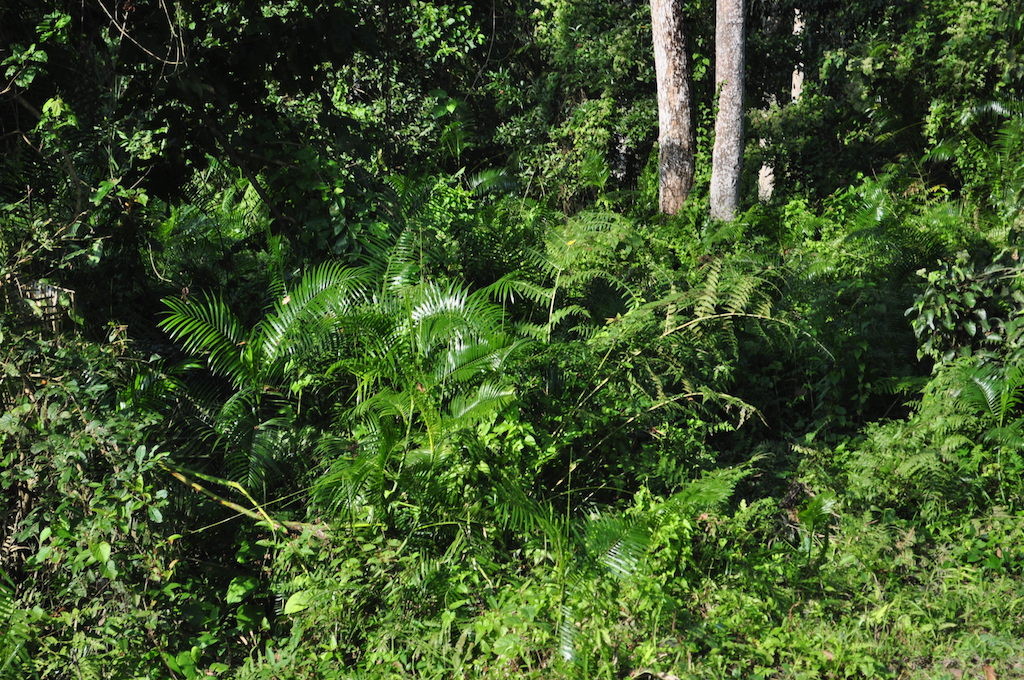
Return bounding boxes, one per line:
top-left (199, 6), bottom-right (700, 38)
top-left (650, 0), bottom-right (696, 214)
top-left (790, 9), bottom-right (805, 102)
top-left (758, 8), bottom-right (804, 202)
top-left (709, 0), bottom-right (746, 221)
top-left (756, 136), bottom-right (774, 201)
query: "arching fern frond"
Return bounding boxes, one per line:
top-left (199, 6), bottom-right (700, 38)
top-left (949, 361), bottom-right (1024, 428)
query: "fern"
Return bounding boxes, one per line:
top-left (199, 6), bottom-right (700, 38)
top-left (513, 211), bottom-right (639, 340)
top-left (948, 361), bottom-right (1024, 435)
top-left (0, 569), bottom-right (30, 677)
top-left (894, 451), bottom-right (946, 488)
top-left (554, 467), bottom-right (753, 665)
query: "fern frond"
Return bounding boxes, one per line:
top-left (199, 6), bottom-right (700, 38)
top-left (475, 272), bottom-right (524, 305)
top-left (547, 305), bottom-right (588, 328)
top-left (0, 570), bottom-right (30, 676)
top-left (583, 515), bottom-right (651, 579)
top-left (694, 259), bottom-right (723, 319)
top-left (505, 279), bottom-right (555, 306)
top-left (895, 451), bottom-right (945, 488)
top-left (514, 322), bottom-right (549, 341)
top-left (984, 423), bottom-right (1024, 449)
top-left (658, 465), bottom-right (752, 518)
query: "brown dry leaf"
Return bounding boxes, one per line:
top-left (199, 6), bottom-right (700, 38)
top-left (984, 664), bottom-right (997, 680)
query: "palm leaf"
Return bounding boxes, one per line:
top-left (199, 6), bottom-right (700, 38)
top-left (160, 294), bottom-right (248, 384)
top-left (259, 262), bottom-right (369, 361)
top-left (446, 382), bottom-right (515, 422)
top-left (583, 515), bottom-right (651, 579)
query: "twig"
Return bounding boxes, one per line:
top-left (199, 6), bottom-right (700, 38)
top-left (95, 0), bottom-right (184, 67)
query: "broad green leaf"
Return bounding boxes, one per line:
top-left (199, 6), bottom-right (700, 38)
top-left (91, 541), bottom-right (111, 564)
top-left (90, 177), bottom-right (122, 206)
top-left (283, 590), bottom-right (312, 615)
top-left (225, 575), bottom-right (258, 604)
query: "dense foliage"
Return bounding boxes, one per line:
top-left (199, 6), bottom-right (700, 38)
top-left (2, 1), bottom-right (1023, 678)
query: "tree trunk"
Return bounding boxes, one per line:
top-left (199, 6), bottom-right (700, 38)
top-left (709, 0), bottom-right (746, 221)
top-left (790, 9), bottom-right (805, 102)
top-left (650, 0), bottom-right (696, 214)
top-left (758, 8), bottom-right (804, 202)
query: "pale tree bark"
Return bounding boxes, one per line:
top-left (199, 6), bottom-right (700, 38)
top-left (709, 0), bottom-right (746, 221)
top-left (756, 137), bottom-right (774, 201)
top-left (758, 8), bottom-right (805, 202)
top-left (790, 9), bottom-right (805, 101)
top-left (650, 0), bottom-right (696, 214)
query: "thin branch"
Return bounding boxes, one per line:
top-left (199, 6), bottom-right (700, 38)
top-left (0, 67), bottom-right (28, 96)
top-left (95, 0), bottom-right (185, 67)
top-left (161, 462), bottom-right (330, 536)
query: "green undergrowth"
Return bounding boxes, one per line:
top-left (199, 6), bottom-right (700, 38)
top-left (4, 62), bottom-right (1024, 680)
top-left (5, 166), bottom-right (1024, 678)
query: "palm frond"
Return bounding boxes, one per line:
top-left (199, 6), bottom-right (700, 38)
top-left (222, 429), bottom-right (282, 496)
top-left (558, 602), bottom-right (582, 662)
top-left (409, 281), bottom-right (469, 325)
top-left (446, 382), bottom-right (515, 422)
top-left (437, 336), bottom-right (524, 385)
top-left (489, 478), bottom-right (564, 547)
top-left (369, 228), bottom-right (422, 292)
top-left (259, 262), bottom-right (369, 364)
top-left (468, 167), bottom-right (516, 195)
top-left (313, 423), bottom-right (402, 518)
top-left (583, 515), bottom-right (651, 579)
top-left (160, 294), bottom-right (248, 384)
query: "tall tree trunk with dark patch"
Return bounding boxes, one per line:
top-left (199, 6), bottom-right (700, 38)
top-left (710, 0), bottom-right (746, 220)
top-left (650, 0), bottom-right (696, 214)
